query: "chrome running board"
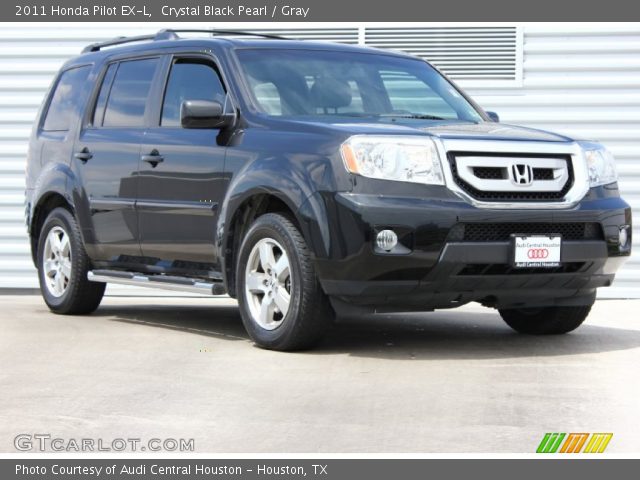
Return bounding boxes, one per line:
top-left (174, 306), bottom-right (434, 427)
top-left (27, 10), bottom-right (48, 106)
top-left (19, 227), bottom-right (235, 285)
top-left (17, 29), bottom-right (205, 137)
top-left (87, 270), bottom-right (226, 295)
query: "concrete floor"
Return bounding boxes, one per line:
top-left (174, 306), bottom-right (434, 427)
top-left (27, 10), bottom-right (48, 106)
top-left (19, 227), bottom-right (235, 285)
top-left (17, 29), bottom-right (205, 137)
top-left (0, 295), bottom-right (639, 453)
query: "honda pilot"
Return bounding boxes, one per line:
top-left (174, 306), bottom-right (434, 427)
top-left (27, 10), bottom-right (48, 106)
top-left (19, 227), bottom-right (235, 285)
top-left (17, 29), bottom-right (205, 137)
top-left (25, 30), bottom-right (632, 350)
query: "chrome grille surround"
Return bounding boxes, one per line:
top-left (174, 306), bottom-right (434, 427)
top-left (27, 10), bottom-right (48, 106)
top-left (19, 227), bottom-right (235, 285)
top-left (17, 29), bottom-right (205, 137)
top-left (433, 138), bottom-right (589, 209)
top-left (455, 155), bottom-right (569, 192)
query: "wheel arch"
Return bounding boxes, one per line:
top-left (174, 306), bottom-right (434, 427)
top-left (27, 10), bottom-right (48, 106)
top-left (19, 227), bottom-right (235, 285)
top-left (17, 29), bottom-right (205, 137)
top-left (28, 162), bottom-right (85, 265)
top-left (221, 189), bottom-right (314, 298)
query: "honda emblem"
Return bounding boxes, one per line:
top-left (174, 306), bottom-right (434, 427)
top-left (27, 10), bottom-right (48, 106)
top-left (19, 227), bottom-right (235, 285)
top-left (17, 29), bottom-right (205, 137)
top-left (510, 163), bottom-right (534, 186)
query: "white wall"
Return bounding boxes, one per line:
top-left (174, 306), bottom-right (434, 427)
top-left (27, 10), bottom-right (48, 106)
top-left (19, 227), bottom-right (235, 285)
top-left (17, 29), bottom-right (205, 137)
top-left (0, 23), bottom-right (638, 297)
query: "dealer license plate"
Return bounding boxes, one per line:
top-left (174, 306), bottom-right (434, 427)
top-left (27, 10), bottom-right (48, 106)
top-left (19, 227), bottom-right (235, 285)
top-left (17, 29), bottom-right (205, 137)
top-left (512, 235), bottom-right (562, 268)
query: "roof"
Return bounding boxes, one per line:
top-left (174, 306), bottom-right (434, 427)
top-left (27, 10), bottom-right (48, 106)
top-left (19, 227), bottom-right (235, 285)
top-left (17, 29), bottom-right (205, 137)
top-left (67, 29), bottom-right (415, 67)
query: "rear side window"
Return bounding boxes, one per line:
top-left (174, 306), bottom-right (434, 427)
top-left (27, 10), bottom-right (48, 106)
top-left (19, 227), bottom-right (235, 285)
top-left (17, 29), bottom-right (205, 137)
top-left (161, 60), bottom-right (227, 127)
top-left (102, 58), bottom-right (158, 127)
top-left (42, 65), bottom-right (91, 131)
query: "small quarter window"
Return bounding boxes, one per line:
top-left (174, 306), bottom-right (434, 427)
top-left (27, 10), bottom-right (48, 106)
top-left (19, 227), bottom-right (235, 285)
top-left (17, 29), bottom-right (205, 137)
top-left (42, 65), bottom-right (91, 131)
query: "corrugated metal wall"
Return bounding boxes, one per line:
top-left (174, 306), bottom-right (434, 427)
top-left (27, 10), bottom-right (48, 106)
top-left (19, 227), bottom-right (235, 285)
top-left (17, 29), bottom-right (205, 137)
top-left (365, 27), bottom-right (520, 82)
top-left (465, 24), bottom-right (640, 297)
top-left (1, 23), bottom-right (638, 297)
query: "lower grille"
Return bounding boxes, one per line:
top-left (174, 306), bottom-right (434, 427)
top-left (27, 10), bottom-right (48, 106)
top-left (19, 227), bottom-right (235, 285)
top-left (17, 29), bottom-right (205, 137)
top-left (448, 222), bottom-right (604, 242)
top-left (457, 262), bottom-right (586, 276)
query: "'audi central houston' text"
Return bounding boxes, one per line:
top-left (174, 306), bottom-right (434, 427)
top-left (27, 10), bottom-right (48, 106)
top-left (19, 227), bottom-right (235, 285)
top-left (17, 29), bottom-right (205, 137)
top-left (16, 464), bottom-right (322, 476)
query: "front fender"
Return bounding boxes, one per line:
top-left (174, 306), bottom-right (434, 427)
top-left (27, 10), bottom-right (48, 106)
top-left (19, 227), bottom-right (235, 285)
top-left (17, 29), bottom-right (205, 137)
top-left (217, 152), bottom-right (336, 290)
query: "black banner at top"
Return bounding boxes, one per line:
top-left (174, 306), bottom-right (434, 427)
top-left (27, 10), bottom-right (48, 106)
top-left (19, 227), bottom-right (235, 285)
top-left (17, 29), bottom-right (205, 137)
top-left (4, 0), bottom-right (640, 22)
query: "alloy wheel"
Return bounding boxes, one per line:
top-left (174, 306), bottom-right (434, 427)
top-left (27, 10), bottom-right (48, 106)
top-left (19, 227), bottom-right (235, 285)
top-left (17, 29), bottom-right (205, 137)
top-left (244, 237), bottom-right (292, 330)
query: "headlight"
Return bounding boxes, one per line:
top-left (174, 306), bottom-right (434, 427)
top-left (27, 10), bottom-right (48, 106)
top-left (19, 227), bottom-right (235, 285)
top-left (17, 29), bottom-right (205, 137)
top-left (580, 142), bottom-right (618, 187)
top-left (340, 135), bottom-right (444, 185)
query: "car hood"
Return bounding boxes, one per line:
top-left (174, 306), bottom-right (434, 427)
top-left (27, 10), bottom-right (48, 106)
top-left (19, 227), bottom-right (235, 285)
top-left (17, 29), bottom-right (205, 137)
top-left (280, 117), bottom-right (575, 143)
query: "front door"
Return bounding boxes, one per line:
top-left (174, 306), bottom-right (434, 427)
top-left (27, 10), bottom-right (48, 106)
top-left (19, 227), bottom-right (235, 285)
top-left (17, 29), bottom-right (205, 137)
top-left (137, 56), bottom-right (229, 268)
top-left (76, 57), bottom-right (160, 261)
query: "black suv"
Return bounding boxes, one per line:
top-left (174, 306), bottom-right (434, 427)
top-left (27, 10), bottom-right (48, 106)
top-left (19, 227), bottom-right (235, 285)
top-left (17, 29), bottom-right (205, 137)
top-left (26, 30), bottom-right (632, 350)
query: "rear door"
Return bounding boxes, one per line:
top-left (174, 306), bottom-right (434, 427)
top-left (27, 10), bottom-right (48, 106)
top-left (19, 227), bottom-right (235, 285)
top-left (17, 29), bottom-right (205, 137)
top-left (137, 54), bottom-right (230, 268)
top-left (75, 57), bottom-right (160, 261)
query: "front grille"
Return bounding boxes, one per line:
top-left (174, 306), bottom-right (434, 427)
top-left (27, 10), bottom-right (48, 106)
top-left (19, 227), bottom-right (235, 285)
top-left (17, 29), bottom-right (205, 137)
top-left (533, 168), bottom-right (555, 180)
top-left (472, 167), bottom-right (555, 181)
top-left (473, 166), bottom-right (504, 179)
top-left (449, 152), bottom-right (574, 202)
top-left (457, 262), bottom-right (586, 276)
top-left (447, 222), bottom-right (604, 242)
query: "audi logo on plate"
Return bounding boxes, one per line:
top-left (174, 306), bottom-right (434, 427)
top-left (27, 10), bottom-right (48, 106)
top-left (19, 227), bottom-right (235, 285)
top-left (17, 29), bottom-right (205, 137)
top-left (527, 248), bottom-right (549, 259)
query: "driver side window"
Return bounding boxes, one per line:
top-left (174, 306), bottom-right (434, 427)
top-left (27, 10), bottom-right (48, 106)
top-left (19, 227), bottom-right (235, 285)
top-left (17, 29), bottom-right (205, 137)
top-left (161, 59), bottom-right (226, 127)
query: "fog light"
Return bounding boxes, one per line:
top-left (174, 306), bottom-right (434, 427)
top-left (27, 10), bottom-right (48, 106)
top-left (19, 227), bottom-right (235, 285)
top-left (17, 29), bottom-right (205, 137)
top-left (376, 229), bottom-right (398, 251)
top-left (619, 226), bottom-right (630, 248)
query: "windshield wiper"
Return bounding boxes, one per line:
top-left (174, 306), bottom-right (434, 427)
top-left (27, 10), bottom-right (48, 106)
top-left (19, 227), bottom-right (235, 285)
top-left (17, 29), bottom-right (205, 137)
top-left (379, 113), bottom-right (446, 120)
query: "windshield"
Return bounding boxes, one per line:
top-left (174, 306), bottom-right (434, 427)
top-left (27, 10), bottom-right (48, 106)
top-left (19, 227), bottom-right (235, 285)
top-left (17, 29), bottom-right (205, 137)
top-left (235, 48), bottom-right (483, 122)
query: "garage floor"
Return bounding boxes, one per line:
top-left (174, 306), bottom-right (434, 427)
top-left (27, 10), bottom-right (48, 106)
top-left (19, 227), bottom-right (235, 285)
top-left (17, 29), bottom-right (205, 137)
top-left (0, 295), bottom-right (639, 453)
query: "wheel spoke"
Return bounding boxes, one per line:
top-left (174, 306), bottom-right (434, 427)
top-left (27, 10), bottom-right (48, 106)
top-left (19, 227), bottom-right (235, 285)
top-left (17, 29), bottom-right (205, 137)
top-left (59, 233), bottom-right (70, 256)
top-left (259, 296), bottom-right (275, 325)
top-left (246, 271), bottom-right (268, 293)
top-left (258, 242), bottom-right (276, 271)
top-left (273, 288), bottom-right (291, 316)
top-left (48, 231), bottom-right (62, 253)
top-left (54, 272), bottom-right (65, 294)
top-left (60, 259), bottom-right (72, 279)
top-left (274, 254), bottom-right (290, 282)
top-left (44, 259), bottom-right (57, 276)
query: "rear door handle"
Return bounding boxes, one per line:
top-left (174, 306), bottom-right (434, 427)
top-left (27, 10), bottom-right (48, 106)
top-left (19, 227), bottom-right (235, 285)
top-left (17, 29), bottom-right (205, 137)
top-left (141, 149), bottom-right (164, 167)
top-left (74, 148), bottom-right (92, 162)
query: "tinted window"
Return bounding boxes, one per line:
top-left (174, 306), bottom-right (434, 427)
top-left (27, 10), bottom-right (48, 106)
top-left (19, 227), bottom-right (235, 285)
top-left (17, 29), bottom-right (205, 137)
top-left (103, 58), bottom-right (158, 127)
top-left (42, 65), bottom-right (91, 131)
top-left (92, 63), bottom-right (117, 126)
top-left (381, 71), bottom-right (458, 119)
top-left (248, 79), bottom-right (281, 115)
top-left (236, 49), bottom-right (482, 121)
top-left (161, 61), bottom-right (226, 127)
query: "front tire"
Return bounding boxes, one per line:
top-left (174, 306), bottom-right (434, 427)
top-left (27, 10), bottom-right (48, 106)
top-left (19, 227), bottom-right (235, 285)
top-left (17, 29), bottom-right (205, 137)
top-left (499, 305), bottom-right (592, 335)
top-left (236, 213), bottom-right (333, 351)
top-left (37, 207), bottom-right (105, 314)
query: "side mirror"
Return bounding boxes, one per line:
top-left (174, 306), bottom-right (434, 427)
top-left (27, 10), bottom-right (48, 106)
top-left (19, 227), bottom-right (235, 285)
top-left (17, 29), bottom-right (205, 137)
top-left (486, 111), bottom-right (500, 123)
top-left (180, 100), bottom-right (234, 129)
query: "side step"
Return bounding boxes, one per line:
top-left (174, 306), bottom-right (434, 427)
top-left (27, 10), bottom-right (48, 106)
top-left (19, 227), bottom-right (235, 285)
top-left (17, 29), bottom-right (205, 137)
top-left (87, 270), bottom-right (226, 295)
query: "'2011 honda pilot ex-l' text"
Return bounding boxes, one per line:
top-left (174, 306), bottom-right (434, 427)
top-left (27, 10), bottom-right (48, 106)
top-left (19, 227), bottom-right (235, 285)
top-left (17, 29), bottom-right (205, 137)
top-left (25, 30), bottom-right (632, 350)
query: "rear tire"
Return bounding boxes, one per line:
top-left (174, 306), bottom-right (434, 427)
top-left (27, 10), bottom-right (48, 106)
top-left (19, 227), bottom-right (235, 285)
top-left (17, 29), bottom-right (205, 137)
top-left (236, 213), bottom-right (333, 351)
top-left (37, 207), bottom-right (105, 314)
top-left (499, 305), bottom-right (592, 335)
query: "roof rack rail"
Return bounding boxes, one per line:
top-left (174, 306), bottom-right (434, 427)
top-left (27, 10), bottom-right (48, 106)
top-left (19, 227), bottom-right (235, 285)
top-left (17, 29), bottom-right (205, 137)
top-left (158, 29), bottom-right (287, 40)
top-left (82, 29), bottom-right (285, 53)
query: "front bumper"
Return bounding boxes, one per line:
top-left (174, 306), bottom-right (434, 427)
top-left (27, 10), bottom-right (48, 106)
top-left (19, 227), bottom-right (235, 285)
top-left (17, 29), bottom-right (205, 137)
top-left (309, 187), bottom-right (631, 311)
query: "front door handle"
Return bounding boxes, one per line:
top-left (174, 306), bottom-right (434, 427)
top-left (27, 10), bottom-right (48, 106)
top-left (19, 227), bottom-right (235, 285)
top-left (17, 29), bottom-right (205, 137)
top-left (141, 149), bottom-right (164, 168)
top-left (74, 147), bottom-right (93, 162)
